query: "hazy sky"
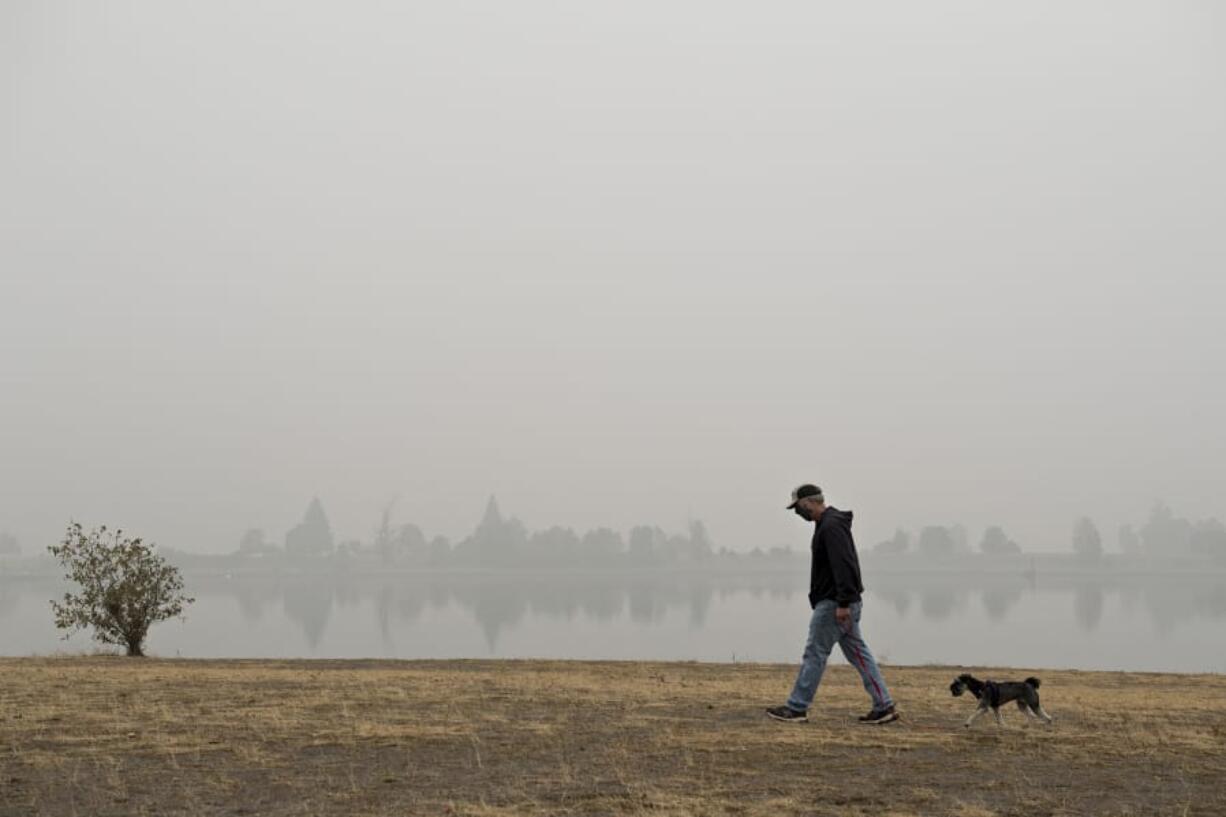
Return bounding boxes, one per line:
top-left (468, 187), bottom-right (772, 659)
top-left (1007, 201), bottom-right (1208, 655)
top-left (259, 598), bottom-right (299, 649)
top-left (3, 1), bottom-right (1224, 555)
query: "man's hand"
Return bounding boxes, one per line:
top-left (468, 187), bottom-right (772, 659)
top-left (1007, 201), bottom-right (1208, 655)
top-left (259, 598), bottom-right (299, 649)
top-left (836, 606), bottom-right (852, 632)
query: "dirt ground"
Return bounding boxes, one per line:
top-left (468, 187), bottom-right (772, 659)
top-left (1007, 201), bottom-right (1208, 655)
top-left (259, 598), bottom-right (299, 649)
top-left (1, 657), bottom-right (1224, 816)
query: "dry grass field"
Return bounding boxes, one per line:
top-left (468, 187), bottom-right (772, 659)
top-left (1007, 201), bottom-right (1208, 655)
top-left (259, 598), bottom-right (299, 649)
top-left (1, 657), bottom-right (1224, 817)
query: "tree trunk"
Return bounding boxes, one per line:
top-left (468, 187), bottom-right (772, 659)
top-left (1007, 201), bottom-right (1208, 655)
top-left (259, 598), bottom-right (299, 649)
top-left (126, 639), bottom-right (144, 657)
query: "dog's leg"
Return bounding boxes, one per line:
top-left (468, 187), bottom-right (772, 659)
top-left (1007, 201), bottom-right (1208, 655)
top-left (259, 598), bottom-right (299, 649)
top-left (1018, 701), bottom-right (1039, 721)
top-left (965, 705), bottom-right (987, 729)
top-left (992, 707), bottom-right (1004, 728)
top-left (1034, 705), bottom-right (1053, 725)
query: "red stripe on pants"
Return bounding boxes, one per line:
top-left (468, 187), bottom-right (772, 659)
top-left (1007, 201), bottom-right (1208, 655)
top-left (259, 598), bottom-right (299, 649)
top-left (848, 640), bottom-right (884, 703)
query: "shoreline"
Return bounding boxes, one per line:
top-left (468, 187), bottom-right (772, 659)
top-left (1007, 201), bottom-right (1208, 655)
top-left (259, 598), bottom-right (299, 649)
top-left (5, 653), bottom-right (1225, 677)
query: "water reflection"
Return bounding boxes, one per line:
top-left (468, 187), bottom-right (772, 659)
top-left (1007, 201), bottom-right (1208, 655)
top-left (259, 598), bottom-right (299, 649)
top-left (179, 571), bottom-right (1226, 648)
top-left (3, 569), bottom-right (1225, 667)
top-left (0, 584), bottom-right (17, 619)
top-left (1073, 584), bottom-right (1105, 631)
top-left (919, 587), bottom-right (968, 621)
top-left (282, 577), bottom-right (333, 648)
top-left (982, 586), bottom-right (1023, 621)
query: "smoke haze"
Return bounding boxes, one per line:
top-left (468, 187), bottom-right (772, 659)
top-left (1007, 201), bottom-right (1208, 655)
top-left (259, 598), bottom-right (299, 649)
top-left (3, 1), bottom-right (1224, 553)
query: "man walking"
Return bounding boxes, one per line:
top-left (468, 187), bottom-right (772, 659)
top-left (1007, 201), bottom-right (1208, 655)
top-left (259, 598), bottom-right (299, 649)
top-left (766, 484), bottom-right (898, 724)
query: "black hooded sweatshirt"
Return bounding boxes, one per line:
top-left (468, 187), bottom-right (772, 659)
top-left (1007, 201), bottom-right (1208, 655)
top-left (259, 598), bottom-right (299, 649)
top-left (808, 507), bottom-right (864, 609)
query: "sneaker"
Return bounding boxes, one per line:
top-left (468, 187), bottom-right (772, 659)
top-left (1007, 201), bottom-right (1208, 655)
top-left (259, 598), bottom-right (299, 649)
top-left (766, 705), bottom-right (808, 723)
top-left (858, 705), bottom-right (899, 725)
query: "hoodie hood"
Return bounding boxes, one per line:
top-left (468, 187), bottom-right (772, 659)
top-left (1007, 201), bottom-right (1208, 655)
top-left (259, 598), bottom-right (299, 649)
top-left (819, 507), bottom-right (854, 531)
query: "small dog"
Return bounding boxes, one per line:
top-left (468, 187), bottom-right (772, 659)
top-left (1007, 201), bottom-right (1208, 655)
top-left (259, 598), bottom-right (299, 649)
top-left (950, 673), bottom-right (1053, 728)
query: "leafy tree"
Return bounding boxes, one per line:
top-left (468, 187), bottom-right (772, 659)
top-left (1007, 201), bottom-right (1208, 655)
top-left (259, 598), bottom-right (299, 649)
top-left (237, 528), bottom-right (278, 557)
top-left (581, 527), bottom-right (625, 560)
top-left (873, 529), bottom-right (910, 555)
top-left (685, 520), bottom-right (714, 561)
top-left (1072, 517), bottom-right (1103, 561)
top-left (285, 497), bottom-right (335, 556)
top-left (370, 499), bottom-right (430, 565)
top-left (395, 523), bottom-right (429, 563)
top-left (238, 528), bottom-right (263, 552)
top-left (663, 532), bottom-right (692, 562)
top-left (454, 496), bottom-right (527, 565)
top-left (427, 535), bottom-right (452, 565)
top-left (1190, 518), bottom-right (1226, 561)
top-left (628, 525), bottom-right (666, 563)
top-left (1135, 503), bottom-right (1224, 559)
top-left (1140, 502), bottom-right (1192, 555)
top-left (979, 525), bottom-right (1022, 556)
top-left (916, 526), bottom-right (956, 557)
top-left (0, 531), bottom-right (18, 555)
top-left (528, 526), bottom-right (582, 561)
top-left (48, 523), bottom-right (194, 657)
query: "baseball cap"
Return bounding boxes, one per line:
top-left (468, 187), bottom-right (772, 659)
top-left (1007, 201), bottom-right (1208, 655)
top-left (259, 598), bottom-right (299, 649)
top-left (787, 484), bottom-right (823, 509)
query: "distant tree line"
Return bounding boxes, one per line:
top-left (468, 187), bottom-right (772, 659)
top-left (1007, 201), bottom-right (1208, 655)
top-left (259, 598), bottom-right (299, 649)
top-left (1071, 506), bottom-right (1226, 562)
top-left (230, 495), bottom-right (797, 568)
top-left (871, 524), bottom-right (989, 558)
top-left (1118, 502), bottom-right (1226, 560)
top-left (871, 502), bottom-right (1226, 562)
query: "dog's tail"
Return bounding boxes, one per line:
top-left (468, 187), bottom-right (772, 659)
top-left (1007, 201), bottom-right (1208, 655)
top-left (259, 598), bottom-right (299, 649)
top-left (1024, 676), bottom-right (1041, 689)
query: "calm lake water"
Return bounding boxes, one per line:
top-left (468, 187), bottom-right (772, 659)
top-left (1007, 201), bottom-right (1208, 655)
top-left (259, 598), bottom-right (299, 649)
top-left (4, 569), bottom-right (1224, 673)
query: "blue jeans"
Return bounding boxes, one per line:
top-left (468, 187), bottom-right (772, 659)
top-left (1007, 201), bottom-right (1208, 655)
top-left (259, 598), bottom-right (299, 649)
top-left (787, 600), bottom-right (893, 713)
